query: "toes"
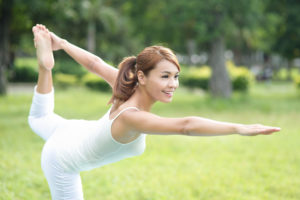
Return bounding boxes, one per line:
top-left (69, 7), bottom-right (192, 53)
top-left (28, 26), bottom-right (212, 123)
top-left (37, 24), bottom-right (44, 31)
top-left (41, 25), bottom-right (47, 31)
top-left (34, 24), bottom-right (51, 34)
top-left (32, 26), bottom-right (39, 33)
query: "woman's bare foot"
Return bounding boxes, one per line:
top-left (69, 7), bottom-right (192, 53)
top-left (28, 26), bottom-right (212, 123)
top-left (32, 24), bottom-right (54, 70)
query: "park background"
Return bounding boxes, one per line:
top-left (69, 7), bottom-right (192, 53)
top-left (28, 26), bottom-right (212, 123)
top-left (1, 0), bottom-right (300, 199)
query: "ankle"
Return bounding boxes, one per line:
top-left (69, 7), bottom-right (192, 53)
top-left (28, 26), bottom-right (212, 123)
top-left (39, 65), bottom-right (52, 73)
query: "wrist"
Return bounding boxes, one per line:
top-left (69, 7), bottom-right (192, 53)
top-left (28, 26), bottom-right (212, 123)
top-left (60, 39), bottom-right (68, 50)
top-left (233, 124), bottom-right (244, 135)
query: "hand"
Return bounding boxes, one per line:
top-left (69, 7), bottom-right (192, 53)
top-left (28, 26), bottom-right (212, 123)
top-left (237, 124), bottom-right (281, 136)
top-left (50, 32), bottom-right (65, 51)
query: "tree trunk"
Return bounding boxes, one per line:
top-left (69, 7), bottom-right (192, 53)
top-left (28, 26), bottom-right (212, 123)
top-left (233, 49), bottom-right (242, 65)
top-left (186, 39), bottom-right (196, 65)
top-left (209, 36), bottom-right (232, 98)
top-left (287, 60), bottom-right (292, 81)
top-left (0, 0), bottom-right (13, 95)
top-left (87, 20), bottom-right (96, 53)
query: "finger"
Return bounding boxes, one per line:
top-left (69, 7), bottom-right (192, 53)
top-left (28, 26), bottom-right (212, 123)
top-left (268, 128), bottom-right (281, 132)
top-left (260, 129), bottom-right (278, 134)
top-left (264, 126), bottom-right (281, 131)
top-left (261, 132), bottom-right (273, 135)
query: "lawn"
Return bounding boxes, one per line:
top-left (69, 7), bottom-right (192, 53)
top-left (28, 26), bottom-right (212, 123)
top-left (0, 82), bottom-right (299, 200)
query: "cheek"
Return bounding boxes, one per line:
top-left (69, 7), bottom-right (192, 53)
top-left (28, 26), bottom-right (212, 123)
top-left (147, 79), bottom-right (165, 94)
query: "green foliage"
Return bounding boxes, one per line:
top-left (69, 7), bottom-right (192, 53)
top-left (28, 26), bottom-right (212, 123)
top-left (53, 59), bottom-right (88, 78)
top-left (122, 0), bottom-right (266, 53)
top-left (82, 73), bottom-right (111, 92)
top-left (293, 74), bottom-right (300, 90)
top-left (227, 61), bottom-right (255, 91)
top-left (8, 57), bottom-right (38, 82)
top-left (180, 66), bottom-right (210, 90)
top-left (8, 58), bottom-right (89, 83)
top-left (181, 61), bottom-right (254, 92)
top-left (268, 0), bottom-right (300, 60)
top-left (54, 73), bottom-right (78, 88)
top-left (274, 67), bottom-right (300, 81)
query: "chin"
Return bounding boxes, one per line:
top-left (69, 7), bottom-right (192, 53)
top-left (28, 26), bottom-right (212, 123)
top-left (160, 98), bottom-right (173, 103)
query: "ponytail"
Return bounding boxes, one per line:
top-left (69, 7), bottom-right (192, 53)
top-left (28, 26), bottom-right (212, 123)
top-left (108, 56), bottom-right (138, 105)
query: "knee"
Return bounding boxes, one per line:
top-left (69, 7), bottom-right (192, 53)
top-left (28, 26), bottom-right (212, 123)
top-left (28, 116), bottom-right (48, 141)
top-left (28, 116), bottom-right (37, 132)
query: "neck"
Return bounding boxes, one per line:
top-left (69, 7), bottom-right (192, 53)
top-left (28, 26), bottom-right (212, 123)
top-left (125, 86), bottom-right (155, 112)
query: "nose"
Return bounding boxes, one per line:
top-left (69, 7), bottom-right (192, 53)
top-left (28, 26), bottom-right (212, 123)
top-left (168, 78), bottom-right (179, 89)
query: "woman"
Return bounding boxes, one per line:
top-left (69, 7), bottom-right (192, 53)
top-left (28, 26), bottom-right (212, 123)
top-left (28, 24), bottom-right (280, 200)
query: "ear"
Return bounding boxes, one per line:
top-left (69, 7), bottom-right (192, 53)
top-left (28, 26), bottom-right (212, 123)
top-left (137, 70), bottom-right (146, 85)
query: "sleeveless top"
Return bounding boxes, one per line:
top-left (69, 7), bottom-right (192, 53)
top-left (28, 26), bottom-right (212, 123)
top-left (48, 106), bottom-right (146, 172)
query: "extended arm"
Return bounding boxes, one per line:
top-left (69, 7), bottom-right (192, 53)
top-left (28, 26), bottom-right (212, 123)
top-left (50, 32), bottom-right (118, 88)
top-left (122, 110), bottom-right (280, 136)
top-left (183, 116), bottom-right (280, 136)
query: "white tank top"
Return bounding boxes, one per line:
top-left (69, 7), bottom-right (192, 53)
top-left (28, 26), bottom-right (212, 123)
top-left (49, 106), bottom-right (146, 172)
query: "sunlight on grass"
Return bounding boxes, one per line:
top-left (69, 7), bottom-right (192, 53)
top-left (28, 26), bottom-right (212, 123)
top-left (0, 82), bottom-right (299, 199)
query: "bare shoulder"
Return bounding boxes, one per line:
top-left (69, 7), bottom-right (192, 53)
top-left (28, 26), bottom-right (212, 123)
top-left (120, 109), bottom-right (188, 135)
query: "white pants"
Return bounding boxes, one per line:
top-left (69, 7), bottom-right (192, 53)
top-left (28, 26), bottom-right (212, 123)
top-left (28, 87), bottom-right (84, 200)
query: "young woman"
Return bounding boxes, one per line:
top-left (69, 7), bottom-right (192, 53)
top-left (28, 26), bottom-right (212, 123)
top-left (28, 24), bottom-right (280, 200)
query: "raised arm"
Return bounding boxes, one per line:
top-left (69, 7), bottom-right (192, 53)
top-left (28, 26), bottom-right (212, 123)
top-left (50, 32), bottom-right (118, 88)
top-left (122, 110), bottom-right (281, 136)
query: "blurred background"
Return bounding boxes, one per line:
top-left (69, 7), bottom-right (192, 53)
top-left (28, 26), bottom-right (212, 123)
top-left (0, 0), bottom-right (300, 95)
top-left (1, 0), bottom-right (300, 199)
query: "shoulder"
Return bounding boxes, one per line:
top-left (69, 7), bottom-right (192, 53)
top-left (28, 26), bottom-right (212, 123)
top-left (119, 109), bottom-right (187, 135)
top-left (120, 109), bottom-right (162, 124)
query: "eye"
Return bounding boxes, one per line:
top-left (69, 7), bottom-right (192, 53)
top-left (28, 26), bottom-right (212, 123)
top-left (175, 74), bottom-right (179, 79)
top-left (161, 75), bottom-right (169, 78)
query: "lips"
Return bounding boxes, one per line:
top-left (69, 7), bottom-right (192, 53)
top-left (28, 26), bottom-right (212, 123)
top-left (163, 91), bottom-right (174, 97)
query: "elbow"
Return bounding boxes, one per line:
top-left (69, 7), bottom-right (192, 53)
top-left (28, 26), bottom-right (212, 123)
top-left (181, 117), bottom-right (192, 136)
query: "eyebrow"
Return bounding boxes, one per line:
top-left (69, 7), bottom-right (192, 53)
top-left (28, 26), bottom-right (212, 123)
top-left (161, 71), bottom-right (180, 74)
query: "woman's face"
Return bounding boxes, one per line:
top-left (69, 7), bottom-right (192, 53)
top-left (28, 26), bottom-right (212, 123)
top-left (141, 59), bottom-right (180, 103)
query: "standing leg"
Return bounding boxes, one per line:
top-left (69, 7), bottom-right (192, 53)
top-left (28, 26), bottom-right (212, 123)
top-left (41, 141), bottom-right (84, 200)
top-left (28, 25), bottom-right (66, 141)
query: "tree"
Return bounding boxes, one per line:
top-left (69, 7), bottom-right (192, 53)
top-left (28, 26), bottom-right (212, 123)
top-left (0, 0), bottom-right (56, 95)
top-left (54, 0), bottom-right (120, 53)
top-left (0, 0), bottom-right (137, 95)
top-left (122, 0), bottom-right (265, 98)
top-left (0, 0), bottom-right (13, 95)
top-left (267, 0), bottom-right (300, 80)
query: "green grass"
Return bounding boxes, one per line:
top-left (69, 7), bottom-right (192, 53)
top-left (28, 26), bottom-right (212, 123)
top-left (1, 82), bottom-right (299, 200)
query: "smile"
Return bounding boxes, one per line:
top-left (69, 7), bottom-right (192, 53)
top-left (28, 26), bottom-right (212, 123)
top-left (163, 91), bottom-right (174, 97)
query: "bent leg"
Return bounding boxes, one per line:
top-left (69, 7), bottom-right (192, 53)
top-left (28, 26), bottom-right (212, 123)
top-left (28, 86), bottom-right (66, 141)
top-left (28, 25), bottom-right (66, 140)
top-left (33, 24), bottom-right (54, 94)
